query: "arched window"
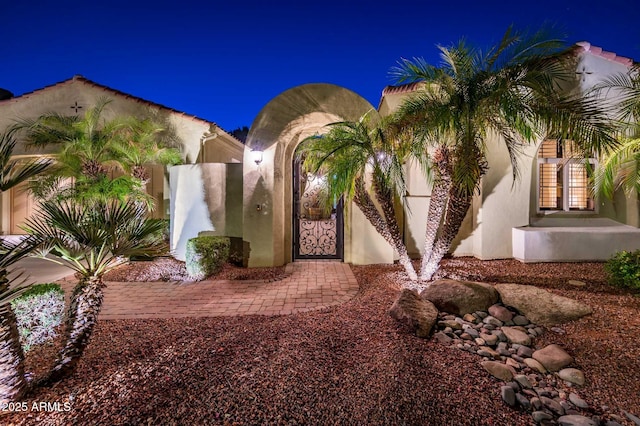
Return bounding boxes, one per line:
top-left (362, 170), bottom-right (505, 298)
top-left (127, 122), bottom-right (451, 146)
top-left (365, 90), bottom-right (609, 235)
top-left (537, 140), bottom-right (596, 212)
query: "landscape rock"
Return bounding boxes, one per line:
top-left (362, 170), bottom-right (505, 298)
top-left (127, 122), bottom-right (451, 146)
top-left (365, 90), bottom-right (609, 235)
top-left (489, 304), bottom-right (514, 322)
top-left (432, 332), bottom-right (453, 345)
top-left (514, 374), bottom-right (532, 389)
top-left (624, 411), bottom-right (640, 426)
top-left (481, 361), bottom-right (515, 381)
top-left (532, 411), bottom-right (554, 423)
top-left (567, 280), bottom-right (587, 287)
top-left (533, 344), bottom-right (574, 372)
top-left (513, 315), bottom-right (529, 325)
top-left (524, 358), bottom-right (547, 373)
top-left (557, 414), bottom-right (597, 426)
top-left (568, 393), bottom-right (589, 409)
top-left (501, 385), bottom-right (516, 407)
top-left (558, 368), bottom-right (585, 386)
top-left (495, 283), bottom-right (593, 326)
top-left (540, 396), bottom-right (564, 416)
top-left (389, 289), bottom-right (439, 338)
top-left (502, 327), bottom-right (532, 346)
top-left (420, 279), bottom-right (499, 316)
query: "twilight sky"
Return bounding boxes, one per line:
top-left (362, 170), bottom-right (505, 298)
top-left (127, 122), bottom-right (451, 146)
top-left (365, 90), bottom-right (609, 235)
top-left (1, 0), bottom-right (639, 133)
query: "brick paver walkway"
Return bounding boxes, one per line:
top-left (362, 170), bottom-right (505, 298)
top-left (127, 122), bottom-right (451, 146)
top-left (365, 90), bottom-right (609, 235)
top-left (60, 261), bottom-right (359, 320)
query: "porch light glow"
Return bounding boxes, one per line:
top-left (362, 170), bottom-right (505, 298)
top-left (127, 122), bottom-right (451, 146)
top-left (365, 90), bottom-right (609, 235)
top-left (251, 149), bottom-right (263, 166)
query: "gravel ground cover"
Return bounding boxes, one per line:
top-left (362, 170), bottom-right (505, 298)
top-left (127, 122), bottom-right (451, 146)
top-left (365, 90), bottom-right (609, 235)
top-left (3, 258), bottom-right (639, 425)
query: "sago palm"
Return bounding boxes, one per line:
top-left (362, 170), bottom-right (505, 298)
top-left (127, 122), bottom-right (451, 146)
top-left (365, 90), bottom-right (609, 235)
top-left (23, 199), bottom-right (167, 385)
top-left (392, 26), bottom-right (617, 281)
top-left (297, 113), bottom-right (423, 283)
top-left (0, 236), bottom-right (42, 404)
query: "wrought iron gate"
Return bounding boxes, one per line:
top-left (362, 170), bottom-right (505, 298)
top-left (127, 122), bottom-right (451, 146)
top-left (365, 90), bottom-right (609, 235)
top-left (293, 158), bottom-right (343, 260)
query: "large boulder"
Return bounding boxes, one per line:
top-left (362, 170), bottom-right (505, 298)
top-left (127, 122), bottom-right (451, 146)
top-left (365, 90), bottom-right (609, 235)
top-left (389, 289), bottom-right (439, 338)
top-left (420, 279), bottom-right (499, 316)
top-left (494, 284), bottom-right (592, 326)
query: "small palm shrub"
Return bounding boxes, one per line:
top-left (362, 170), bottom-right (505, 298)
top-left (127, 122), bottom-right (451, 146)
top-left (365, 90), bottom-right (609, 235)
top-left (10, 283), bottom-right (64, 352)
top-left (185, 236), bottom-right (230, 280)
top-left (605, 250), bottom-right (640, 290)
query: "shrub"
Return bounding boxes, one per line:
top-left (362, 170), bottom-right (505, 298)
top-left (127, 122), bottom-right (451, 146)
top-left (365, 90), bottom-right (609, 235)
top-left (10, 283), bottom-right (65, 352)
top-left (185, 236), bottom-right (230, 280)
top-left (605, 250), bottom-right (640, 290)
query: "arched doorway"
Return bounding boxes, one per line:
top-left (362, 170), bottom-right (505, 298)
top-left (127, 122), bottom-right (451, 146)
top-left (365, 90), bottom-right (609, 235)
top-left (243, 83), bottom-right (377, 267)
top-left (292, 156), bottom-right (343, 260)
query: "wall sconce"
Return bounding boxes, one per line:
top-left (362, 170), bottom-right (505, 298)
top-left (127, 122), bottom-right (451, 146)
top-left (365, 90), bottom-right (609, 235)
top-left (251, 149), bottom-right (263, 166)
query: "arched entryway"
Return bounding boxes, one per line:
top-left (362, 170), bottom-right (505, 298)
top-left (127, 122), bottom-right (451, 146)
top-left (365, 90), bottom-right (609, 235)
top-left (292, 156), bottom-right (343, 260)
top-left (243, 83), bottom-right (379, 267)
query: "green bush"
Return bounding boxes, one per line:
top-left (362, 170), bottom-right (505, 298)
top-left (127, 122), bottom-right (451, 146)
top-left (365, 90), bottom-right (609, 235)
top-left (605, 250), bottom-right (640, 290)
top-left (10, 283), bottom-right (65, 352)
top-left (185, 236), bottom-right (230, 280)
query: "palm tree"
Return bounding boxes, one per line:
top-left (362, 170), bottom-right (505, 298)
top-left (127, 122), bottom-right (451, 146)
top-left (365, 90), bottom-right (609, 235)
top-left (23, 198), bottom-right (167, 385)
top-left (391, 26), bottom-right (617, 281)
top-left (110, 117), bottom-right (182, 188)
top-left (19, 99), bottom-right (181, 208)
top-left (0, 236), bottom-right (41, 404)
top-left (0, 130), bottom-right (51, 403)
top-left (593, 64), bottom-right (640, 198)
top-left (0, 129), bottom-right (52, 195)
top-left (297, 113), bottom-right (422, 283)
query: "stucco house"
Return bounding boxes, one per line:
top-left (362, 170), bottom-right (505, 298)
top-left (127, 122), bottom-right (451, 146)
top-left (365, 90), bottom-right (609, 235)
top-left (2, 41), bottom-right (639, 269)
top-left (0, 75), bottom-right (244, 238)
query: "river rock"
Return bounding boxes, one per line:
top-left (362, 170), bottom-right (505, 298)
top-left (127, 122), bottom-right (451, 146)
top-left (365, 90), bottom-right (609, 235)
top-left (389, 289), bottom-right (439, 338)
top-left (501, 385), bottom-right (516, 406)
top-left (533, 344), bottom-right (574, 372)
top-left (568, 393), bottom-right (589, 409)
top-left (502, 327), bottom-right (532, 346)
top-left (557, 415), bottom-right (597, 426)
top-left (540, 396), bottom-right (564, 415)
top-left (489, 304), bottom-right (513, 322)
top-left (558, 368), bottom-right (585, 386)
top-left (480, 332), bottom-right (498, 346)
top-left (495, 284), bottom-right (592, 326)
top-left (420, 279), bottom-right (499, 316)
top-left (481, 361), bottom-right (515, 381)
top-left (524, 358), bottom-right (547, 373)
top-left (532, 411), bottom-right (554, 422)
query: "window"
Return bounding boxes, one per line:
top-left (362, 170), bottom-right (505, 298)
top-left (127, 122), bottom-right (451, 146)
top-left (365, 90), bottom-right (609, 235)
top-left (537, 140), bottom-right (596, 212)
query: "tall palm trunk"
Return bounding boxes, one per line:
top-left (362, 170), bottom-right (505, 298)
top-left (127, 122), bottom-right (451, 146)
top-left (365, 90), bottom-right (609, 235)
top-left (419, 145), bottom-right (452, 280)
top-left (0, 308), bottom-right (27, 404)
top-left (371, 179), bottom-right (418, 282)
top-left (420, 188), bottom-right (472, 282)
top-left (39, 275), bottom-right (105, 386)
top-left (353, 178), bottom-right (418, 282)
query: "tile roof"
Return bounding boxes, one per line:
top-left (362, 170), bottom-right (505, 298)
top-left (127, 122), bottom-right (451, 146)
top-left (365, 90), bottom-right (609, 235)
top-left (381, 81), bottom-right (424, 96)
top-left (0, 75), bottom-right (241, 141)
top-left (572, 41), bottom-right (635, 67)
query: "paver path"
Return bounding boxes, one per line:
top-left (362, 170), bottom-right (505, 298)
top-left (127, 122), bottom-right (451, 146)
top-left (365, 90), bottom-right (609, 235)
top-left (58, 261), bottom-right (359, 319)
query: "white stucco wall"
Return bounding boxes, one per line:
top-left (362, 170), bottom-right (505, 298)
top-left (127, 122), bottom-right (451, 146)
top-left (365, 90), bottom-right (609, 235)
top-left (169, 163), bottom-right (243, 260)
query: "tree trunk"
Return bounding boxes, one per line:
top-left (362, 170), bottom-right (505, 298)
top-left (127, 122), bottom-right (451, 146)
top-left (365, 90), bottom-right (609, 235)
top-left (353, 178), bottom-right (418, 282)
top-left (419, 145), bottom-right (452, 280)
top-left (38, 276), bottom-right (105, 386)
top-left (371, 179), bottom-right (418, 283)
top-left (0, 308), bottom-right (27, 404)
top-left (420, 189), bottom-right (472, 282)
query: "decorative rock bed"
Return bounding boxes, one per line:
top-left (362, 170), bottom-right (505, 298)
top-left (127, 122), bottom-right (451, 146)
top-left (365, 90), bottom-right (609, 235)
top-left (390, 280), bottom-right (640, 426)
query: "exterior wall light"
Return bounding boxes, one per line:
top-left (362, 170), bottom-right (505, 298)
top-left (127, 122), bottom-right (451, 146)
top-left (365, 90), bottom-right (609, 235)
top-left (251, 149), bottom-right (263, 166)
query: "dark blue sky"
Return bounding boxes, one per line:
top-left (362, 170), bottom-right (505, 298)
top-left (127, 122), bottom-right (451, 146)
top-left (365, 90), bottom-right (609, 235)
top-left (2, 0), bottom-right (639, 132)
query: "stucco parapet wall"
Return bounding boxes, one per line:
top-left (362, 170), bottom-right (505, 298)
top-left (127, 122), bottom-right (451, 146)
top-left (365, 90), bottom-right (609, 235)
top-left (512, 221), bottom-right (640, 263)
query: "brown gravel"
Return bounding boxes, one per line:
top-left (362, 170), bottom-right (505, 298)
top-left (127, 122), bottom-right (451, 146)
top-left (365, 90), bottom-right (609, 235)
top-left (3, 258), bottom-right (639, 425)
